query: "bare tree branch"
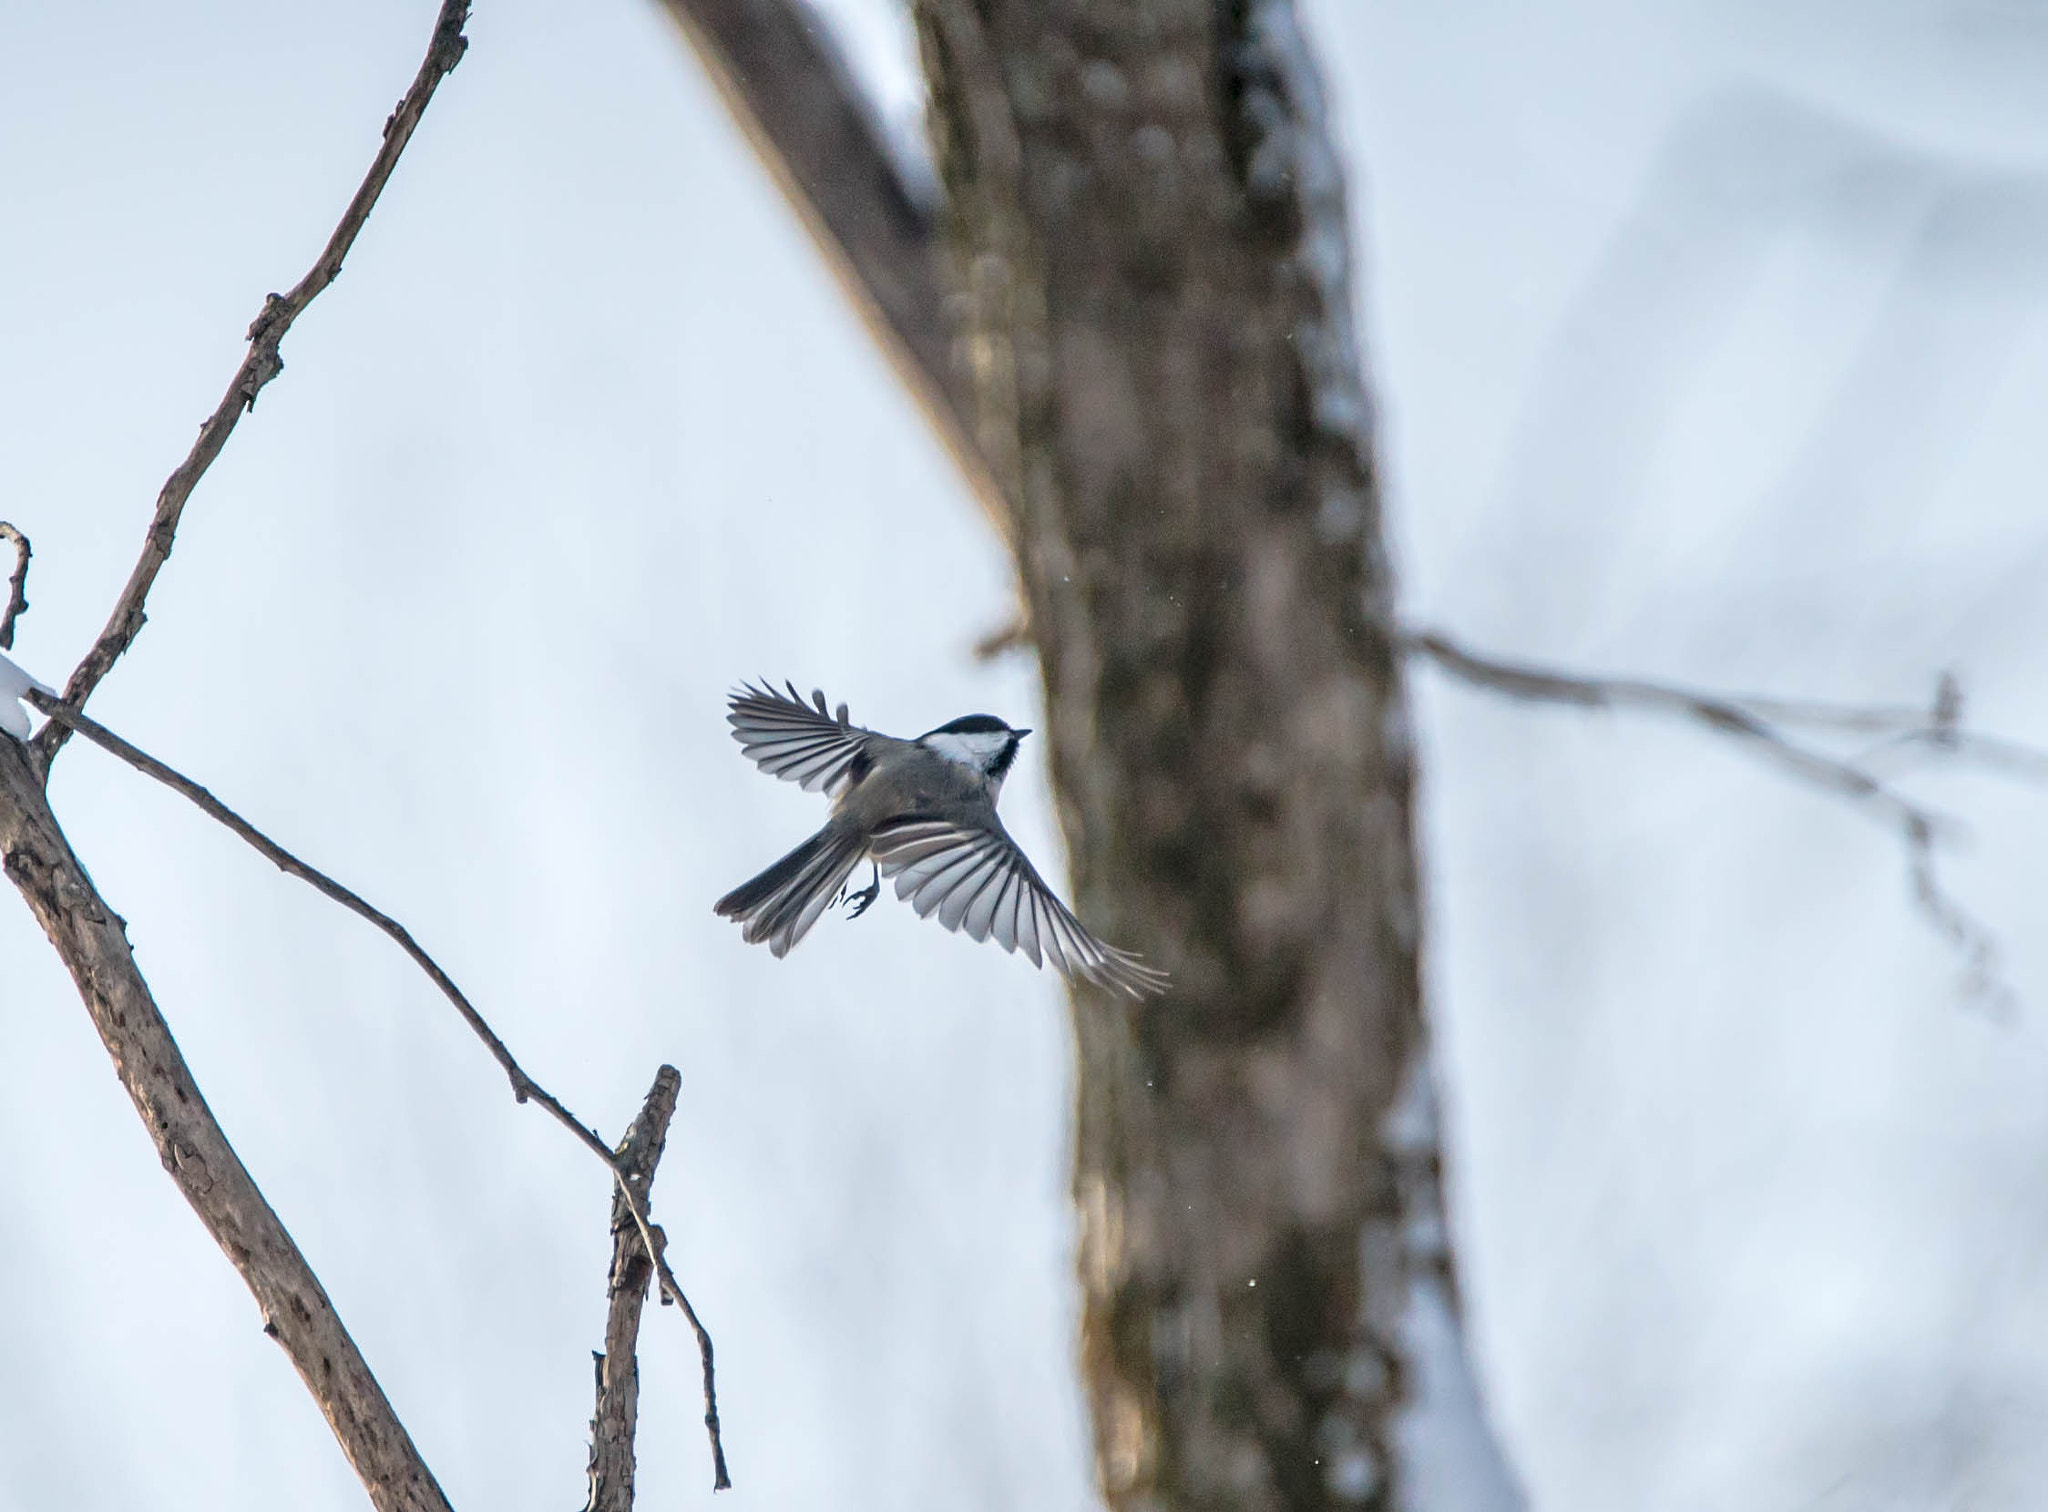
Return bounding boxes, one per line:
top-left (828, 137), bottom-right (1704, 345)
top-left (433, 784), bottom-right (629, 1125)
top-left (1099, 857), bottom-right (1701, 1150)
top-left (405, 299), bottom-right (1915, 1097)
top-left (33, 0), bottom-right (473, 767)
top-left (648, 0), bottom-right (1010, 530)
top-left (0, 9), bottom-right (484, 1506)
top-left (1707, 682), bottom-right (1958, 736)
top-left (586, 1066), bottom-right (683, 1512)
top-left (1402, 626), bottom-right (2020, 1003)
top-left (27, 687), bottom-right (732, 1489)
top-left (0, 735), bottom-right (456, 1512)
top-left (29, 694), bottom-right (575, 1117)
top-left (0, 1), bottom-right (742, 1497)
top-left (1401, 628), bottom-right (1958, 829)
top-left (0, 523), bottom-right (27, 651)
top-left (1672, 669), bottom-right (2048, 781)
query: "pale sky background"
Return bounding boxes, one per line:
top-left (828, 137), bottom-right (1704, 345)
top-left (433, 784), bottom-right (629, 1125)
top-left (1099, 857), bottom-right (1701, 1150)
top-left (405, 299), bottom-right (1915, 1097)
top-left (4, 2), bottom-right (2048, 1509)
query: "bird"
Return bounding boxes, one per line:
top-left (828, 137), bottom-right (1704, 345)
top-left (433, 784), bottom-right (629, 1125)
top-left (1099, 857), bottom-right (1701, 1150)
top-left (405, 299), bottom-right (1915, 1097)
top-left (714, 680), bottom-right (1169, 999)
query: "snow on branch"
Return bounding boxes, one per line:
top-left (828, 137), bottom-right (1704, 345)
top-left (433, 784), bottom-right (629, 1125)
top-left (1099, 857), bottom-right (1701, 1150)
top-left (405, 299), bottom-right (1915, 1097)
top-left (0, 648), bottom-right (55, 744)
top-left (0, 524), bottom-right (54, 739)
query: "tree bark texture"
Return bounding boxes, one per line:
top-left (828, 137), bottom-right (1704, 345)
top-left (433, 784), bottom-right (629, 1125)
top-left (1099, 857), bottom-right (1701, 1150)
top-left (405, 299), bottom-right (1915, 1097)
top-left (0, 736), bottom-right (452, 1512)
top-left (911, 4), bottom-right (1460, 1508)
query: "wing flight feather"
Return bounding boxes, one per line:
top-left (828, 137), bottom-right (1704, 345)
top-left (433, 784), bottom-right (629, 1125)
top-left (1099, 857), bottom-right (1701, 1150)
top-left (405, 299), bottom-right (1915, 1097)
top-left (870, 816), bottom-right (1170, 999)
top-left (727, 680), bottom-right (876, 795)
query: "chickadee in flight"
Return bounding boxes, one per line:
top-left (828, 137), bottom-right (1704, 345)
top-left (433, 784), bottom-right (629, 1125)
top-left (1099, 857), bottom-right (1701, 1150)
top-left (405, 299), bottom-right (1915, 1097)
top-left (714, 681), bottom-right (1169, 999)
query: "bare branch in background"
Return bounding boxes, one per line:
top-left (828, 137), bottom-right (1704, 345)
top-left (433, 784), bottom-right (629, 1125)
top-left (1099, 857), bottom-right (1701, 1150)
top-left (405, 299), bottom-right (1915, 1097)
top-left (1403, 626), bottom-right (2032, 1004)
top-left (0, 523), bottom-right (27, 651)
top-left (586, 1066), bottom-right (683, 1512)
top-left (971, 617), bottom-right (1029, 661)
top-left (33, 0), bottom-right (472, 767)
top-left (650, 0), bottom-right (1008, 527)
top-left (1401, 628), bottom-right (1958, 829)
top-left (1540, 660), bottom-right (2040, 779)
top-left (27, 688), bottom-right (731, 1488)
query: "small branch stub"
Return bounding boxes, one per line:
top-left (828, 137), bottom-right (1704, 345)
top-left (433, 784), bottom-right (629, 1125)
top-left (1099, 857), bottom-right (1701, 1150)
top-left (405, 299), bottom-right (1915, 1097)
top-left (0, 522), bottom-right (28, 651)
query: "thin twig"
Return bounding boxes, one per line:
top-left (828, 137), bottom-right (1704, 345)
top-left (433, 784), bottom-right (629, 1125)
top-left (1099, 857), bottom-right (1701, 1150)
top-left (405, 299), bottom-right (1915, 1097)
top-left (31, 693), bottom-right (569, 1114)
top-left (0, 522), bottom-right (27, 651)
top-left (27, 688), bottom-right (731, 1487)
top-left (1401, 626), bottom-right (2017, 1006)
top-left (1402, 629), bottom-right (1957, 830)
top-left (1655, 670), bottom-right (2047, 777)
top-left (1692, 674), bottom-right (1959, 736)
top-left (1852, 727), bottom-right (2048, 783)
top-left (2, 703), bottom-right (456, 1512)
top-left (33, 0), bottom-right (472, 769)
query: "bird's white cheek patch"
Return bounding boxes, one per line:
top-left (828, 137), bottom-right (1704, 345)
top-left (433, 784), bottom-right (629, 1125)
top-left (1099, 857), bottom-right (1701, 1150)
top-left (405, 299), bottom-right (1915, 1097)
top-left (924, 730), bottom-right (1012, 770)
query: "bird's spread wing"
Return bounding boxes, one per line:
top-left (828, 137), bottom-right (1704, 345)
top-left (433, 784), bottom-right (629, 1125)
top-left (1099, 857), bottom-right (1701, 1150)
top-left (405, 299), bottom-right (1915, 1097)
top-left (727, 680), bottom-right (878, 794)
top-left (869, 815), bottom-right (1170, 1000)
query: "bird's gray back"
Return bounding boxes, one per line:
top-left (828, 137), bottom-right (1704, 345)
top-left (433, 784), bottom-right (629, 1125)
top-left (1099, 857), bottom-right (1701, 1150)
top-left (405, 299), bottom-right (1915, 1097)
top-left (834, 739), bottom-right (994, 833)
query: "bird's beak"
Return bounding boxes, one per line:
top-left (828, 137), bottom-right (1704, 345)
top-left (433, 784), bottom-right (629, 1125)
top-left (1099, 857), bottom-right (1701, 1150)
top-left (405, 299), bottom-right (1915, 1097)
top-left (1016, 728), bottom-right (1032, 738)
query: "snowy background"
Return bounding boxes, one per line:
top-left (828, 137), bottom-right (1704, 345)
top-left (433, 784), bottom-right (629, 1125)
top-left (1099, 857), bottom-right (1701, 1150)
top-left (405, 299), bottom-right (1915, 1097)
top-left (4, 1), bottom-right (2048, 1508)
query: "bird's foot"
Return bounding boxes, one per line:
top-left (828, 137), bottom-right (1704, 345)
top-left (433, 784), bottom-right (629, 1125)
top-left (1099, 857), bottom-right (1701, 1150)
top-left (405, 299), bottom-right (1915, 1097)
top-left (843, 862), bottom-right (882, 919)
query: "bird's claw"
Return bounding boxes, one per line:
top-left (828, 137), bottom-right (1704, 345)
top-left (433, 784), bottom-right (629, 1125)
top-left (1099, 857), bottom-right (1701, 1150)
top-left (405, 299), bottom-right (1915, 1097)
top-left (843, 862), bottom-right (882, 919)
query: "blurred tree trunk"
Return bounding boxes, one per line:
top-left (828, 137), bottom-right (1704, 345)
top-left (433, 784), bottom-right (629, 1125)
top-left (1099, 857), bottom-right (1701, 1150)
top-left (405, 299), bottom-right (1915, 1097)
top-left (653, 0), bottom-right (1522, 1504)
top-left (907, 4), bottom-right (1506, 1509)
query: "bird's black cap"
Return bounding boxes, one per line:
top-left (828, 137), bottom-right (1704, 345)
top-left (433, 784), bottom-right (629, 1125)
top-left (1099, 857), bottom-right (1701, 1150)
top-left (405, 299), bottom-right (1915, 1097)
top-left (928, 713), bottom-right (1022, 737)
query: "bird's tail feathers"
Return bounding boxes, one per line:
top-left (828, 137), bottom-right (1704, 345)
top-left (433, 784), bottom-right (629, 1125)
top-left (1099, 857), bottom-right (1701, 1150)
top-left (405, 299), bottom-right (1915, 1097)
top-left (714, 825), bottom-right (867, 957)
